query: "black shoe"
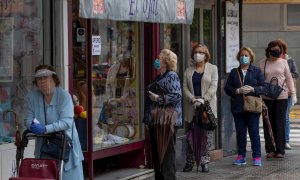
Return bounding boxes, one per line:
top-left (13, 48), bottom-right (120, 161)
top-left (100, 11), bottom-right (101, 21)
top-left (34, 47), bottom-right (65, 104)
top-left (201, 164), bottom-right (209, 173)
top-left (183, 163), bottom-right (193, 172)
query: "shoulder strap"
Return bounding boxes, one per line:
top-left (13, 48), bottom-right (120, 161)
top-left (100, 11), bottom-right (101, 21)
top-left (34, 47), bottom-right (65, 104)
top-left (235, 68), bottom-right (243, 87)
top-left (235, 68), bottom-right (246, 99)
top-left (264, 59), bottom-right (267, 77)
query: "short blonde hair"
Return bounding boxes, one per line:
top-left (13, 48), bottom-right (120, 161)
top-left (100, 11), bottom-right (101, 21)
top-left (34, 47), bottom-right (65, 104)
top-left (161, 49), bottom-right (177, 71)
top-left (236, 47), bottom-right (255, 64)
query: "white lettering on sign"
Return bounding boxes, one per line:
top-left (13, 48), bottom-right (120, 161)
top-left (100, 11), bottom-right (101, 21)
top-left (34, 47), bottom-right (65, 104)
top-left (31, 163), bottom-right (49, 169)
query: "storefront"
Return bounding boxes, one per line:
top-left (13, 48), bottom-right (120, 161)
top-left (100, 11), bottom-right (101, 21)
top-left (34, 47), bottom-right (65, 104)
top-left (0, 0), bottom-right (70, 179)
top-left (75, 0), bottom-right (195, 179)
top-left (0, 0), bottom-right (240, 179)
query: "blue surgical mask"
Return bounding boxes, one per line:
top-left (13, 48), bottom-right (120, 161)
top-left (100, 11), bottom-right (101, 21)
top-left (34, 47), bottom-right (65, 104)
top-left (154, 59), bottom-right (160, 69)
top-left (270, 50), bottom-right (281, 58)
top-left (239, 56), bottom-right (250, 65)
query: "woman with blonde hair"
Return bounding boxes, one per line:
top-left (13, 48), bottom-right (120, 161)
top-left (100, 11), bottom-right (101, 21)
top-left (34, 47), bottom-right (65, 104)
top-left (143, 49), bottom-right (182, 180)
top-left (225, 47), bottom-right (265, 166)
top-left (182, 43), bottom-right (218, 172)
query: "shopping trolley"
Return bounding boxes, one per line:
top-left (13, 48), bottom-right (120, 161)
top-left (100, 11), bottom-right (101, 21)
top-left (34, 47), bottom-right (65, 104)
top-left (10, 130), bottom-right (68, 180)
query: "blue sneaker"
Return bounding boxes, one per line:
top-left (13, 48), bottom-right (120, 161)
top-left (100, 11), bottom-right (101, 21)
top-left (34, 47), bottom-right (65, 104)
top-left (253, 157), bottom-right (262, 166)
top-left (233, 155), bottom-right (246, 165)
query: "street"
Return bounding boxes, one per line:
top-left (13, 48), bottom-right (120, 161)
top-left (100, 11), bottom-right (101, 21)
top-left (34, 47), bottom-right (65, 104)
top-left (174, 106), bottom-right (300, 180)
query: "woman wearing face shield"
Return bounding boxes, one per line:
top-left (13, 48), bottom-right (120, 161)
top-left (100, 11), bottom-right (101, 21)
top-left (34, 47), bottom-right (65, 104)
top-left (259, 41), bottom-right (296, 159)
top-left (24, 65), bottom-right (84, 180)
top-left (225, 47), bottom-right (266, 166)
top-left (182, 44), bottom-right (218, 172)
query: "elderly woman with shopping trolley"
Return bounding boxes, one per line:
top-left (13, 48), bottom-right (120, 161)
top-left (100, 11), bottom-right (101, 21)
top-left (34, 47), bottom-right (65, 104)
top-left (24, 64), bottom-right (84, 180)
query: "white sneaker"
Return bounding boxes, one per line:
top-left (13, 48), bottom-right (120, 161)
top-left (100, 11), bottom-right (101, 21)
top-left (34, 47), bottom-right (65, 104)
top-left (285, 143), bottom-right (292, 150)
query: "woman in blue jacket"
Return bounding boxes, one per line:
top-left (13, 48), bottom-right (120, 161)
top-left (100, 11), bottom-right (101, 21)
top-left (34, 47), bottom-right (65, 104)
top-left (24, 65), bottom-right (84, 180)
top-left (224, 47), bottom-right (265, 166)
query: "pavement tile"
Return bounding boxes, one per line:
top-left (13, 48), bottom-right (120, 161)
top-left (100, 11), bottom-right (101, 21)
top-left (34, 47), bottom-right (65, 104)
top-left (175, 146), bottom-right (300, 180)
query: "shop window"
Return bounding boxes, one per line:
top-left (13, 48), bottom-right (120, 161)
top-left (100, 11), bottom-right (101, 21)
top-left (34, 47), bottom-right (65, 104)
top-left (72, 17), bottom-right (142, 150)
top-left (0, 0), bottom-right (44, 143)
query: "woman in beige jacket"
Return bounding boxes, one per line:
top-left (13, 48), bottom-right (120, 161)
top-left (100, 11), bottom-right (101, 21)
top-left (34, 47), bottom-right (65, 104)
top-left (182, 44), bottom-right (218, 173)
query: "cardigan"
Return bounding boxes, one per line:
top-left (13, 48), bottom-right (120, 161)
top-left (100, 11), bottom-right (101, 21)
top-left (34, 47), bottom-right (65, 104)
top-left (143, 70), bottom-right (182, 126)
top-left (183, 62), bottom-right (218, 123)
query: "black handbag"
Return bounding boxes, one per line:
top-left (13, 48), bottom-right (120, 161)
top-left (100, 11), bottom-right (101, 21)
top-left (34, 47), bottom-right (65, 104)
top-left (40, 131), bottom-right (73, 162)
top-left (40, 96), bottom-right (73, 162)
top-left (263, 60), bottom-right (285, 99)
top-left (195, 100), bottom-right (217, 131)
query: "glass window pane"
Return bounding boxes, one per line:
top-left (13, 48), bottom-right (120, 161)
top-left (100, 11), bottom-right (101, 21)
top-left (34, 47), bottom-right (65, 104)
top-left (90, 21), bottom-right (141, 150)
top-left (0, 0), bottom-right (44, 140)
top-left (287, 4), bottom-right (300, 26)
top-left (190, 9), bottom-right (200, 47)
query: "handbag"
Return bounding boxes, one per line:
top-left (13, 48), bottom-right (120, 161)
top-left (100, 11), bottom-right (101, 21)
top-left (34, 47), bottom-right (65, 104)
top-left (40, 96), bottom-right (73, 162)
top-left (236, 68), bottom-right (262, 113)
top-left (40, 131), bottom-right (73, 162)
top-left (263, 60), bottom-right (285, 99)
top-left (195, 101), bottom-right (217, 131)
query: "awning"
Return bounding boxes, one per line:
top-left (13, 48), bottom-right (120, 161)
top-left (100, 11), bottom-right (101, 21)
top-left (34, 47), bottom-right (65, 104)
top-left (79, 0), bottom-right (195, 24)
top-left (244, 0), bottom-right (300, 3)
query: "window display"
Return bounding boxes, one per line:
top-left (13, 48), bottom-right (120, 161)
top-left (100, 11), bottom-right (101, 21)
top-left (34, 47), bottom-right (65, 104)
top-left (71, 13), bottom-right (143, 150)
top-left (92, 21), bottom-right (141, 150)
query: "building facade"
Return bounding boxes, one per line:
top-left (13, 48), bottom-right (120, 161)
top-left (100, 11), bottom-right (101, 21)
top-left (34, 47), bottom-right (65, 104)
top-left (0, 0), bottom-right (244, 179)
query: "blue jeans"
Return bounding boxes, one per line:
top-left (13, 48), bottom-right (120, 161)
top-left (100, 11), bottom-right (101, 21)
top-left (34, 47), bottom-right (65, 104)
top-left (233, 112), bottom-right (261, 158)
top-left (285, 96), bottom-right (293, 143)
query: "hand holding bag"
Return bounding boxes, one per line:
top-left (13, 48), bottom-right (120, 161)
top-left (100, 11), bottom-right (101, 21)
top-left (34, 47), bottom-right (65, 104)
top-left (236, 68), bottom-right (262, 113)
top-left (195, 100), bottom-right (217, 131)
top-left (263, 60), bottom-right (285, 99)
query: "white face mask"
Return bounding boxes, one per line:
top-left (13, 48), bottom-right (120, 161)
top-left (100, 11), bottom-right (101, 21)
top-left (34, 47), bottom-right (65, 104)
top-left (194, 53), bottom-right (205, 63)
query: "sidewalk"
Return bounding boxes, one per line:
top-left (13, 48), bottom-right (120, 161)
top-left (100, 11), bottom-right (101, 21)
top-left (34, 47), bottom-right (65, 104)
top-left (175, 145), bottom-right (300, 179)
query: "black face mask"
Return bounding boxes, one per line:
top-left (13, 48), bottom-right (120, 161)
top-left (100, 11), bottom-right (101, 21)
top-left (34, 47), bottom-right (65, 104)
top-left (270, 50), bottom-right (281, 58)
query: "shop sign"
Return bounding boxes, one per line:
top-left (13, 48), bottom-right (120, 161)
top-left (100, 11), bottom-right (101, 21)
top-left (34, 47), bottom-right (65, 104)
top-left (225, 1), bottom-right (240, 73)
top-left (244, 0), bottom-right (300, 3)
top-left (79, 0), bottom-right (195, 24)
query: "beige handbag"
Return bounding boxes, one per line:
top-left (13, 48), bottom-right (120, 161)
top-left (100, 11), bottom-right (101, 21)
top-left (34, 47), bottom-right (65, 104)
top-left (236, 68), bottom-right (262, 113)
top-left (243, 95), bottom-right (262, 113)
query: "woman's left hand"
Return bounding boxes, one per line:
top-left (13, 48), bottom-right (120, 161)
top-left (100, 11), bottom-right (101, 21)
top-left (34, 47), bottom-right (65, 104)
top-left (292, 95), bottom-right (297, 106)
top-left (243, 85), bottom-right (255, 93)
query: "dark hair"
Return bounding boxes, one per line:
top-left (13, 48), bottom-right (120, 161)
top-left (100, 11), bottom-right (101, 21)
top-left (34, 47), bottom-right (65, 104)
top-left (191, 43), bottom-right (210, 62)
top-left (32, 65), bottom-right (60, 86)
top-left (265, 40), bottom-right (282, 58)
top-left (276, 39), bottom-right (288, 54)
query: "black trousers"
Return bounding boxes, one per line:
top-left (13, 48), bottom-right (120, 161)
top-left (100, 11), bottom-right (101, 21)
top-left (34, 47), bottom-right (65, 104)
top-left (264, 99), bottom-right (288, 155)
top-left (149, 125), bottom-right (176, 180)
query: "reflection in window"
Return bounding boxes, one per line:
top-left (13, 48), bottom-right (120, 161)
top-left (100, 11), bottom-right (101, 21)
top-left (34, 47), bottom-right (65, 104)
top-left (0, 0), bottom-right (43, 143)
top-left (90, 21), bottom-right (141, 150)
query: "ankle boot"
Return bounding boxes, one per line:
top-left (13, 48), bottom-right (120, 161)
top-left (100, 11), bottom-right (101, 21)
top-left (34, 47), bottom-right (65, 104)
top-left (201, 163), bottom-right (209, 172)
top-left (183, 163), bottom-right (193, 172)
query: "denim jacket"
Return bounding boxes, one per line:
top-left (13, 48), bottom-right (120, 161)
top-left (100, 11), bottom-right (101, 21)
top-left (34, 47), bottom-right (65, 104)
top-left (224, 65), bottom-right (266, 113)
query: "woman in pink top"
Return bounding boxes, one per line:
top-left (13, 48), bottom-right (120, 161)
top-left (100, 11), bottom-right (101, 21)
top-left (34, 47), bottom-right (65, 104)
top-left (259, 40), bottom-right (296, 158)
